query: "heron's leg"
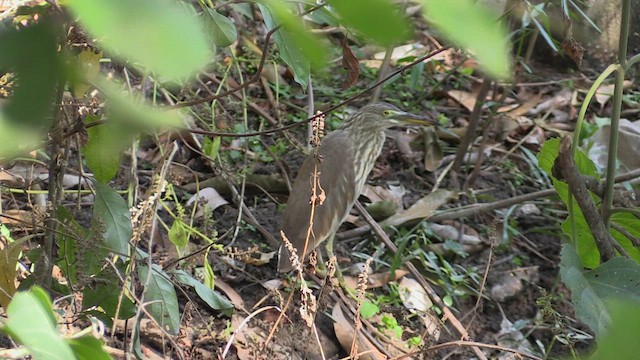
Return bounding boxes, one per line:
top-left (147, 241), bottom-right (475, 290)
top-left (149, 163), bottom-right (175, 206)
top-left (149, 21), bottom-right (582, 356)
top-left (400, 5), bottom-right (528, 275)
top-left (325, 236), bottom-right (345, 287)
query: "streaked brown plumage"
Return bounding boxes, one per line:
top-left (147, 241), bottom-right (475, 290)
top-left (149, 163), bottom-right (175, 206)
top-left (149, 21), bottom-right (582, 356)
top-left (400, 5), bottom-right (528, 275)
top-left (278, 103), bottom-right (435, 273)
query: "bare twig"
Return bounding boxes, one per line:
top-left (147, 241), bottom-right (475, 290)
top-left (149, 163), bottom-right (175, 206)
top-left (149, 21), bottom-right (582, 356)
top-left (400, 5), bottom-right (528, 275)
top-left (552, 136), bottom-right (615, 261)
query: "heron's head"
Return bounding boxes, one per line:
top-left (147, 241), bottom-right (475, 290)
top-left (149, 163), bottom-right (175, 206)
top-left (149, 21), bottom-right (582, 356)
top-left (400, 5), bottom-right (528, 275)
top-left (341, 102), bottom-right (437, 131)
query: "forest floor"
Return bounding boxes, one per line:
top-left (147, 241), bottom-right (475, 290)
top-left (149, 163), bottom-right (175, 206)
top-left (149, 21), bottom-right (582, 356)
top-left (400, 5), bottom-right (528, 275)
top-left (118, 50), bottom-right (609, 359)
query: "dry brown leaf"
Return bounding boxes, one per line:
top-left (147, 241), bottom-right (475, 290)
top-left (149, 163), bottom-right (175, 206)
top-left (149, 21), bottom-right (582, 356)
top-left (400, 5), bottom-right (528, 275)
top-left (1, 209), bottom-right (33, 226)
top-left (504, 93), bottom-right (542, 117)
top-left (215, 278), bottom-right (245, 311)
top-left (422, 127), bottom-right (443, 172)
top-left (429, 223), bottom-right (481, 245)
top-left (382, 189), bottom-right (455, 227)
top-left (0, 237), bottom-right (29, 309)
top-left (341, 39), bottom-right (360, 90)
top-left (361, 185), bottom-right (406, 207)
top-left (595, 80), bottom-right (632, 108)
top-left (527, 88), bottom-right (573, 115)
top-left (490, 266), bottom-right (539, 302)
top-left (588, 118), bottom-right (640, 171)
top-left (446, 89), bottom-right (476, 112)
top-left (562, 35), bottom-right (585, 68)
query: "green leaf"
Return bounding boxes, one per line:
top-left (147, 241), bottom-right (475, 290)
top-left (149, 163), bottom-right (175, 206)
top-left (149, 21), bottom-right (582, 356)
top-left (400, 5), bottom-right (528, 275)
top-left (0, 21), bottom-right (61, 127)
top-left (170, 270), bottom-right (233, 314)
top-left (203, 137), bottom-right (221, 161)
top-left (67, 0), bottom-right (211, 80)
top-left (585, 257), bottom-right (640, 302)
top-left (257, 1), bottom-right (327, 88)
top-left (359, 300), bottom-right (379, 319)
top-left (610, 212), bottom-right (640, 264)
top-left (82, 115), bottom-right (125, 183)
top-left (5, 287), bottom-right (75, 360)
top-left (204, 250), bottom-right (215, 289)
top-left (138, 265), bottom-right (180, 335)
top-left (82, 283), bottom-right (136, 323)
top-left (559, 245), bottom-right (640, 338)
top-left (67, 336), bottom-right (112, 360)
top-left (420, 0), bottom-right (510, 80)
top-left (588, 300), bottom-right (640, 360)
top-left (55, 207), bottom-right (85, 286)
top-left (96, 77), bottom-right (182, 129)
top-left (559, 245), bottom-right (611, 336)
top-left (327, 0), bottom-right (411, 46)
top-left (93, 180), bottom-right (132, 255)
top-left (204, 8), bottom-right (237, 47)
top-left (168, 219), bottom-right (189, 248)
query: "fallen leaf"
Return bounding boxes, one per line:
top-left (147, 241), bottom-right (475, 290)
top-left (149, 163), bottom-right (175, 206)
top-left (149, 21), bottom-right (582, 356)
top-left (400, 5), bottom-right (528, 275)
top-left (595, 81), bottom-right (632, 109)
top-left (398, 277), bottom-right (441, 340)
top-left (186, 187), bottom-right (229, 217)
top-left (382, 189), bottom-right (455, 227)
top-left (422, 127), bottom-right (443, 172)
top-left (429, 223), bottom-right (482, 245)
top-left (503, 93), bottom-right (542, 117)
top-left (0, 237), bottom-right (29, 309)
top-left (447, 89), bottom-right (476, 112)
top-left (215, 278), bottom-right (245, 311)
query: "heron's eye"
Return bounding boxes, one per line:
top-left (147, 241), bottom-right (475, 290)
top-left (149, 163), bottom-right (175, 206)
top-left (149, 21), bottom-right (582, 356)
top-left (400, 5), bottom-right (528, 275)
top-left (383, 110), bottom-right (391, 116)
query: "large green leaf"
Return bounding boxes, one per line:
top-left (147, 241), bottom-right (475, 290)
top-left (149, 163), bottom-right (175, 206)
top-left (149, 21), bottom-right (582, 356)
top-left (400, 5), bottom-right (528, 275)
top-left (327, 0), bottom-right (411, 46)
top-left (560, 245), bottom-right (640, 337)
top-left (82, 115), bottom-right (126, 183)
top-left (204, 8), bottom-right (237, 47)
top-left (420, 0), bottom-right (510, 80)
top-left (588, 300), bottom-right (640, 360)
top-left (0, 21), bottom-right (62, 159)
top-left (82, 283), bottom-right (136, 323)
top-left (96, 77), bottom-right (182, 129)
top-left (257, 1), bottom-right (327, 88)
top-left (4, 287), bottom-right (75, 360)
top-left (67, 0), bottom-right (211, 80)
top-left (93, 180), bottom-right (132, 255)
top-left (139, 265), bottom-right (180, 335)
top-left (585, 257), bottom-right (640, 302)
top-left (67, 336), bottom-right (112, 360)
top-left (559, 245), bottom-right (611, 336)
top-left (170, 269), bottom-right (233, 314)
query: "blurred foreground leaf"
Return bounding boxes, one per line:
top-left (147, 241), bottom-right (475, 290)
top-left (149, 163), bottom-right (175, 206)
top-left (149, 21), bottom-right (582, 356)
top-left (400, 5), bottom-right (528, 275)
top-left (327, 0), bottom-right (411, 46)
top-left (67, 0), bottom-right (211, 80)
top-left (421, 0), bottom-right (510, 79)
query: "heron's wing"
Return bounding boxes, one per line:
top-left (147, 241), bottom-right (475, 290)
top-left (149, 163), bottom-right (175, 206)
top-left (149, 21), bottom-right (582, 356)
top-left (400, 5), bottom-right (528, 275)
top-left (278, 131), bottom-right (358, 272)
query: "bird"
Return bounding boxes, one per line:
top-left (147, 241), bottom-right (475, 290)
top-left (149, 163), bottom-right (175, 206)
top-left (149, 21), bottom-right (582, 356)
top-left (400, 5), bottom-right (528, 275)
top-left (277, 102), bottom-right (436, 276)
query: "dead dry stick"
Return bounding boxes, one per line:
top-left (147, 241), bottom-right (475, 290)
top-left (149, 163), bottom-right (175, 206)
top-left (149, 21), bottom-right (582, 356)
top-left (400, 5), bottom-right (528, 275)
top-left (354, 202), bottom-right (488, 360)
top-left (552, 136), bottom-right (615, 261)
top-left (338, 167), bottom-right (640, 242)
top-left (393, 340), bottom-right (543, 360)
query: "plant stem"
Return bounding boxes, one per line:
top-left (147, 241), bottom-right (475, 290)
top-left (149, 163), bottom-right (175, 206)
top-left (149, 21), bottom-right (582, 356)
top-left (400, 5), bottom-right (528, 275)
top-left (602, 0), bottom-right (631, 230)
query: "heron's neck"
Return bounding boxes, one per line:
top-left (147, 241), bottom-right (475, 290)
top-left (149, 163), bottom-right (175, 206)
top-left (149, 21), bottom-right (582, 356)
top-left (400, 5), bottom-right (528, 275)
top-left (344, 126), bottom-right (387, 193)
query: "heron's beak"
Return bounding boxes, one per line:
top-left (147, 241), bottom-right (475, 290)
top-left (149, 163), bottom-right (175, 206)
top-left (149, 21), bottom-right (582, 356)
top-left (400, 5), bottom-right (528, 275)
top-left (388, 110), bottom-right (439, 126)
